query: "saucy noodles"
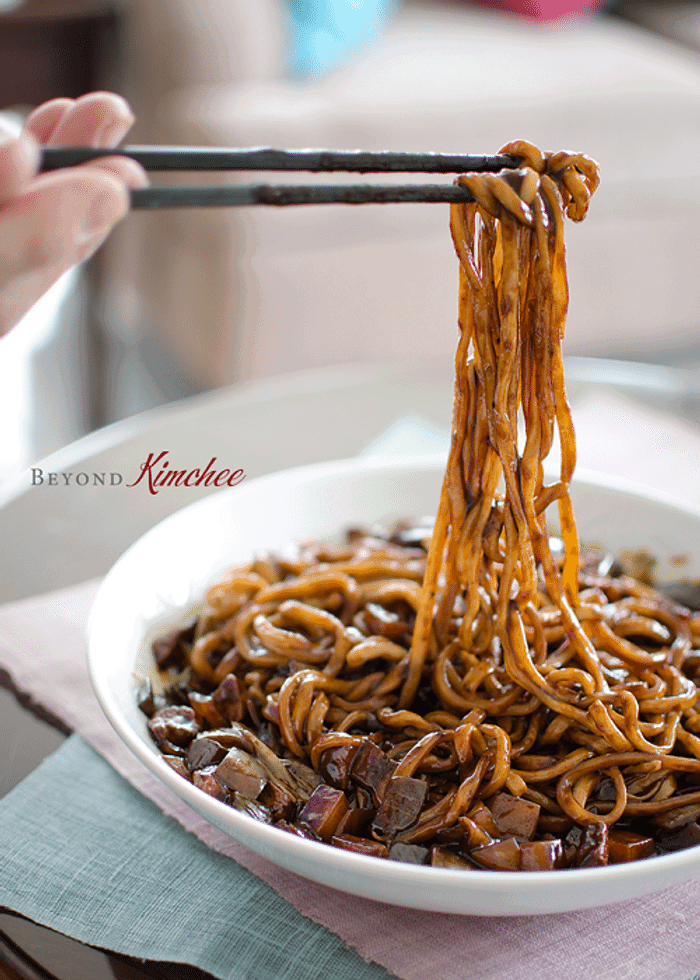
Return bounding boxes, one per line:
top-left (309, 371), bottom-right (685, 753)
top-left (142, 144), bottom-right (700, 870)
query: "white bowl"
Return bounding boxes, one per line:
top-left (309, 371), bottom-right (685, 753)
top-left (87, 456), bottom-right (700, 915)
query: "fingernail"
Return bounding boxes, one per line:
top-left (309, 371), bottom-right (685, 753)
top-left (77, 186), bottom-right (128, 244)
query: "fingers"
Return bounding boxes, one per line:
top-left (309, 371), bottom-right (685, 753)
top-left (0, 169), bottom-right (128, 284)
top-left (0, 92), bottom-right (146, 337)
top-left (0, 152), bottom-right (148, 286)
top-left (25, 92), bottom-right (135, 149)
top-left (0, 168), bottom-right (131, 335)
top-left (24, 91), bottom-right (148, 195)
top-left (20, 92), bottom-right (148, 261)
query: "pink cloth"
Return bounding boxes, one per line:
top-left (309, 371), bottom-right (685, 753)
top-left (1, 578), bottom-right (700, 980)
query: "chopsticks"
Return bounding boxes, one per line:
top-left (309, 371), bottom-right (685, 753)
top-left (120, 184), bottom-right (483, 208)
top-left (39, 145), bottom-right (520, 209)
top-left (40, 145), bottom-right (519, 173)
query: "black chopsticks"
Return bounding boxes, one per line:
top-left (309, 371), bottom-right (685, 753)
top-left (39, 145), bottom-right (520, 208)
top-left (40, 146), bottom-right (519, 173)
top-left (129, 184), bottom-right (487, 208)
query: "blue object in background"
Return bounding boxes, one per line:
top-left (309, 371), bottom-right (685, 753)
top-left (285, 0), bottom-right (396, 77)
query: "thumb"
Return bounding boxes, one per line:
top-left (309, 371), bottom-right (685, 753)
top-left (0, 169), bottom-right (128, 290)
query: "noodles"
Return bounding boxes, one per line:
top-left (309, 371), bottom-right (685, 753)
top-left (143, 144), bottom-right (700, 870)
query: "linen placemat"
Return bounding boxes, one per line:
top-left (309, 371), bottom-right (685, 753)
top-left (2, 393), bottom-right (700, 980)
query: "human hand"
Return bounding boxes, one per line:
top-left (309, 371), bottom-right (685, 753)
top-left (0, 91), bottom-right (148, 337)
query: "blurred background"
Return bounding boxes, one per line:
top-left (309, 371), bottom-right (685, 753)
top-left (3, 0), bottom-right (700, 482)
